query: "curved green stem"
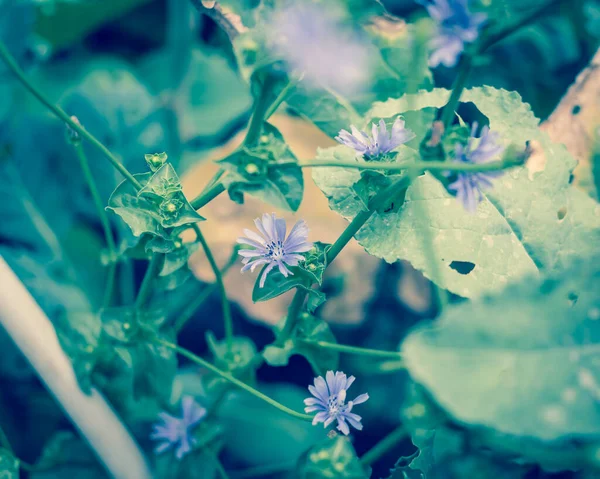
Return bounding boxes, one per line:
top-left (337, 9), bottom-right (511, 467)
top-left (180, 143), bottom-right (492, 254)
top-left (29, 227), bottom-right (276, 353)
top-left (440, 53), bottom-right (473, 131)
top-left (264, 79), bottom-right (296, 120)
top-left (0, 42), bottom-right (141, 191)
top-left (157, 339), bottom-right (312, 421)
top-left (74, 144), bottom-right (117, 307)
top-left (297, 158), bottom-right (515, 174)
top-left (480, 0), bottom-right (567, 52)
top-left (327, 174), bottom-right (411, 266)
top-left (300, 340), bottom-right (403, 360)
top-left (360, 425), bottom-right (408, 466)
top-left (279, 288), bottom-right (307, 342)
top-left (135, 254), bottom-right (162, 310)
top-left (191, 182), bottom-right (226, 210)
top-left (244, 75), bottom-right (278, 146)
top-left (192, 225), bottom-right (233, 351)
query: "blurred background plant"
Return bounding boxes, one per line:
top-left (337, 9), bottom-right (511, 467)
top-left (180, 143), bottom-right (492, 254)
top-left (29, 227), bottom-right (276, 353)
top-left (0, 0), bottom-right (599, 478)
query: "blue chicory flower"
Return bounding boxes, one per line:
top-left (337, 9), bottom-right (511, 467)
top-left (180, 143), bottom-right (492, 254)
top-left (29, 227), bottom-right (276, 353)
top-left (237, 213), bottom-right (313, 288)
top-left (268, 2), bottom-right (372, 94)
top-left (447, 123), bottom-right (505, 212)
top-left (304, 370), bottom-right (369, 435)
top-left (421, 0), bottom-right (487, 68)
top-left (150, 396), bottom-right (207, 459)
top-left (335, 117), bottom-right (416, 159)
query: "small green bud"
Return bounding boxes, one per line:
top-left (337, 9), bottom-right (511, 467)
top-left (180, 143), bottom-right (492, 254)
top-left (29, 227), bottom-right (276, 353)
top-left (123, 322), bottom-right (131, 330)
top-left (307, 263), bottom-right (317, 272)
top-left (159, 198), bottom-right (183, 224)
top-left (173, 239), bottom-right (183, 249)
top-left (259, 134), bottom-right (270, 144)
top-left (66, 116), bottom-right (82, 145)
top-left (145, 152), bottom-right (168, 172)
top-left (245, 163), bottom-right (260, 175)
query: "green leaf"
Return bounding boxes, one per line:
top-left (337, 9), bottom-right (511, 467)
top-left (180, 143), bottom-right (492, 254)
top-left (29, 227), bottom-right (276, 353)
top-left (55, 311), bottom-right (102, 393)
top-left (108, 165), bottom-right (203, 238)
top-left (30, 431), bottom-right (105, 479)
top-left (218, 123), bottom-right (304, 211)
top-left (160, 242), bottom-right (200, 277)
top-left (0, 449), bottom-right (19, 479)
top-left (262, 312), bottom-right (339, 375)
top-left (298, 435), bottom-right (369, 479)
top-left (217, 383), bottom-right (323, 466)
top-left (97, 307), bottom-right (176, 403)
top-left (206, 332), bottom-right (258, 382)
top-left (401, 255), bottom-right (600, 470)
top-left (317, 87), bottom-right (600, 298)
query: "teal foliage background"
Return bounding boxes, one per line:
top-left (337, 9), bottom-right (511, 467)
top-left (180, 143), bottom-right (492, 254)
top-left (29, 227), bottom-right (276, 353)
top-left (0, 0), bottom-right (599, 478)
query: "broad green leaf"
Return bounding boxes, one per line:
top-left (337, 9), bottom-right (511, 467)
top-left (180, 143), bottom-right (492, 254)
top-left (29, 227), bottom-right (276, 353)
top-left (317, 87), bottom-right (600, 297)
top-left (297, 435), bottom-right (368, 479)
top-left (0, 448), bottom-right (19, 479)
top-left (140, 47), bottom-right (252, 152)
top-left (401, 255), bottom-right (600, 470)
top-left (218, 122), bottom-right (304, 211)
top-left (217, 384), bottom-right (323, 466)
top-left (263, 312), bottom-right (339, 375)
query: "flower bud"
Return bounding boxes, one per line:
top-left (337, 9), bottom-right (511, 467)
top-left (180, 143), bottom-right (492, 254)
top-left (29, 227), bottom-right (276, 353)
top-left (145, 152), bottom-right (168, 172)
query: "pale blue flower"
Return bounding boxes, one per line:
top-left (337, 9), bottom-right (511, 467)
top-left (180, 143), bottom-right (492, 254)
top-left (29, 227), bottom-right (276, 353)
top-left (421, 0), bottom-right (487, 67)
top-left (150, 396), bottom-right (206, 459)
top-left (304, 370), bottom-right (369, 435)
top-left (237, 213), bottom-right (313, 288)
top-left (447, 123), bottom-right (505, 212)
top-left (268, 3), bottom-right (371, 94)
top-left (335, 117), bottom-right (416, 159)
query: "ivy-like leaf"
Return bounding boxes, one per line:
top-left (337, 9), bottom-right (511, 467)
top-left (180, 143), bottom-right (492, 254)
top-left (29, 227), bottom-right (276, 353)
top-left (108, 165), bottom-right (203, 239)
top-left (297, 435), bottom-right (369, 479)
top-left (401, 255), bottom-right (600, 471)
top-left (262, 312), bottom-right (339, 375)
top-left (316, 87), bottom-right (600, 298)
top-left (218, 123), bottom-right (304, 211)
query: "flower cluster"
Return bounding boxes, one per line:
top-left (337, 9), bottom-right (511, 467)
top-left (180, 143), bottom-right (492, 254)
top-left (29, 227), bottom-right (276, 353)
top-left (335, 117), bottom-right (415, 159)
top-left (151, 396), bottom-right (207, 459)
top-left (421, 0), bottom-right (487, 68)
top-left (304, 371), bottom-right (369, 435)
top-left (268, 2), bottom-right (371, 94)
top-left (448, 123), bottom-right (505, 212)
top-left (237, 213), bottom-right (313, 288)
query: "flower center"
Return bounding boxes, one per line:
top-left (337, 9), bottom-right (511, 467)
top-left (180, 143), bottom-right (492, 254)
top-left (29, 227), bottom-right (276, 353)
top-left (327, 394), bottom-right (344, 416)
top-left (265, 241), bottom-right (285, 260)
